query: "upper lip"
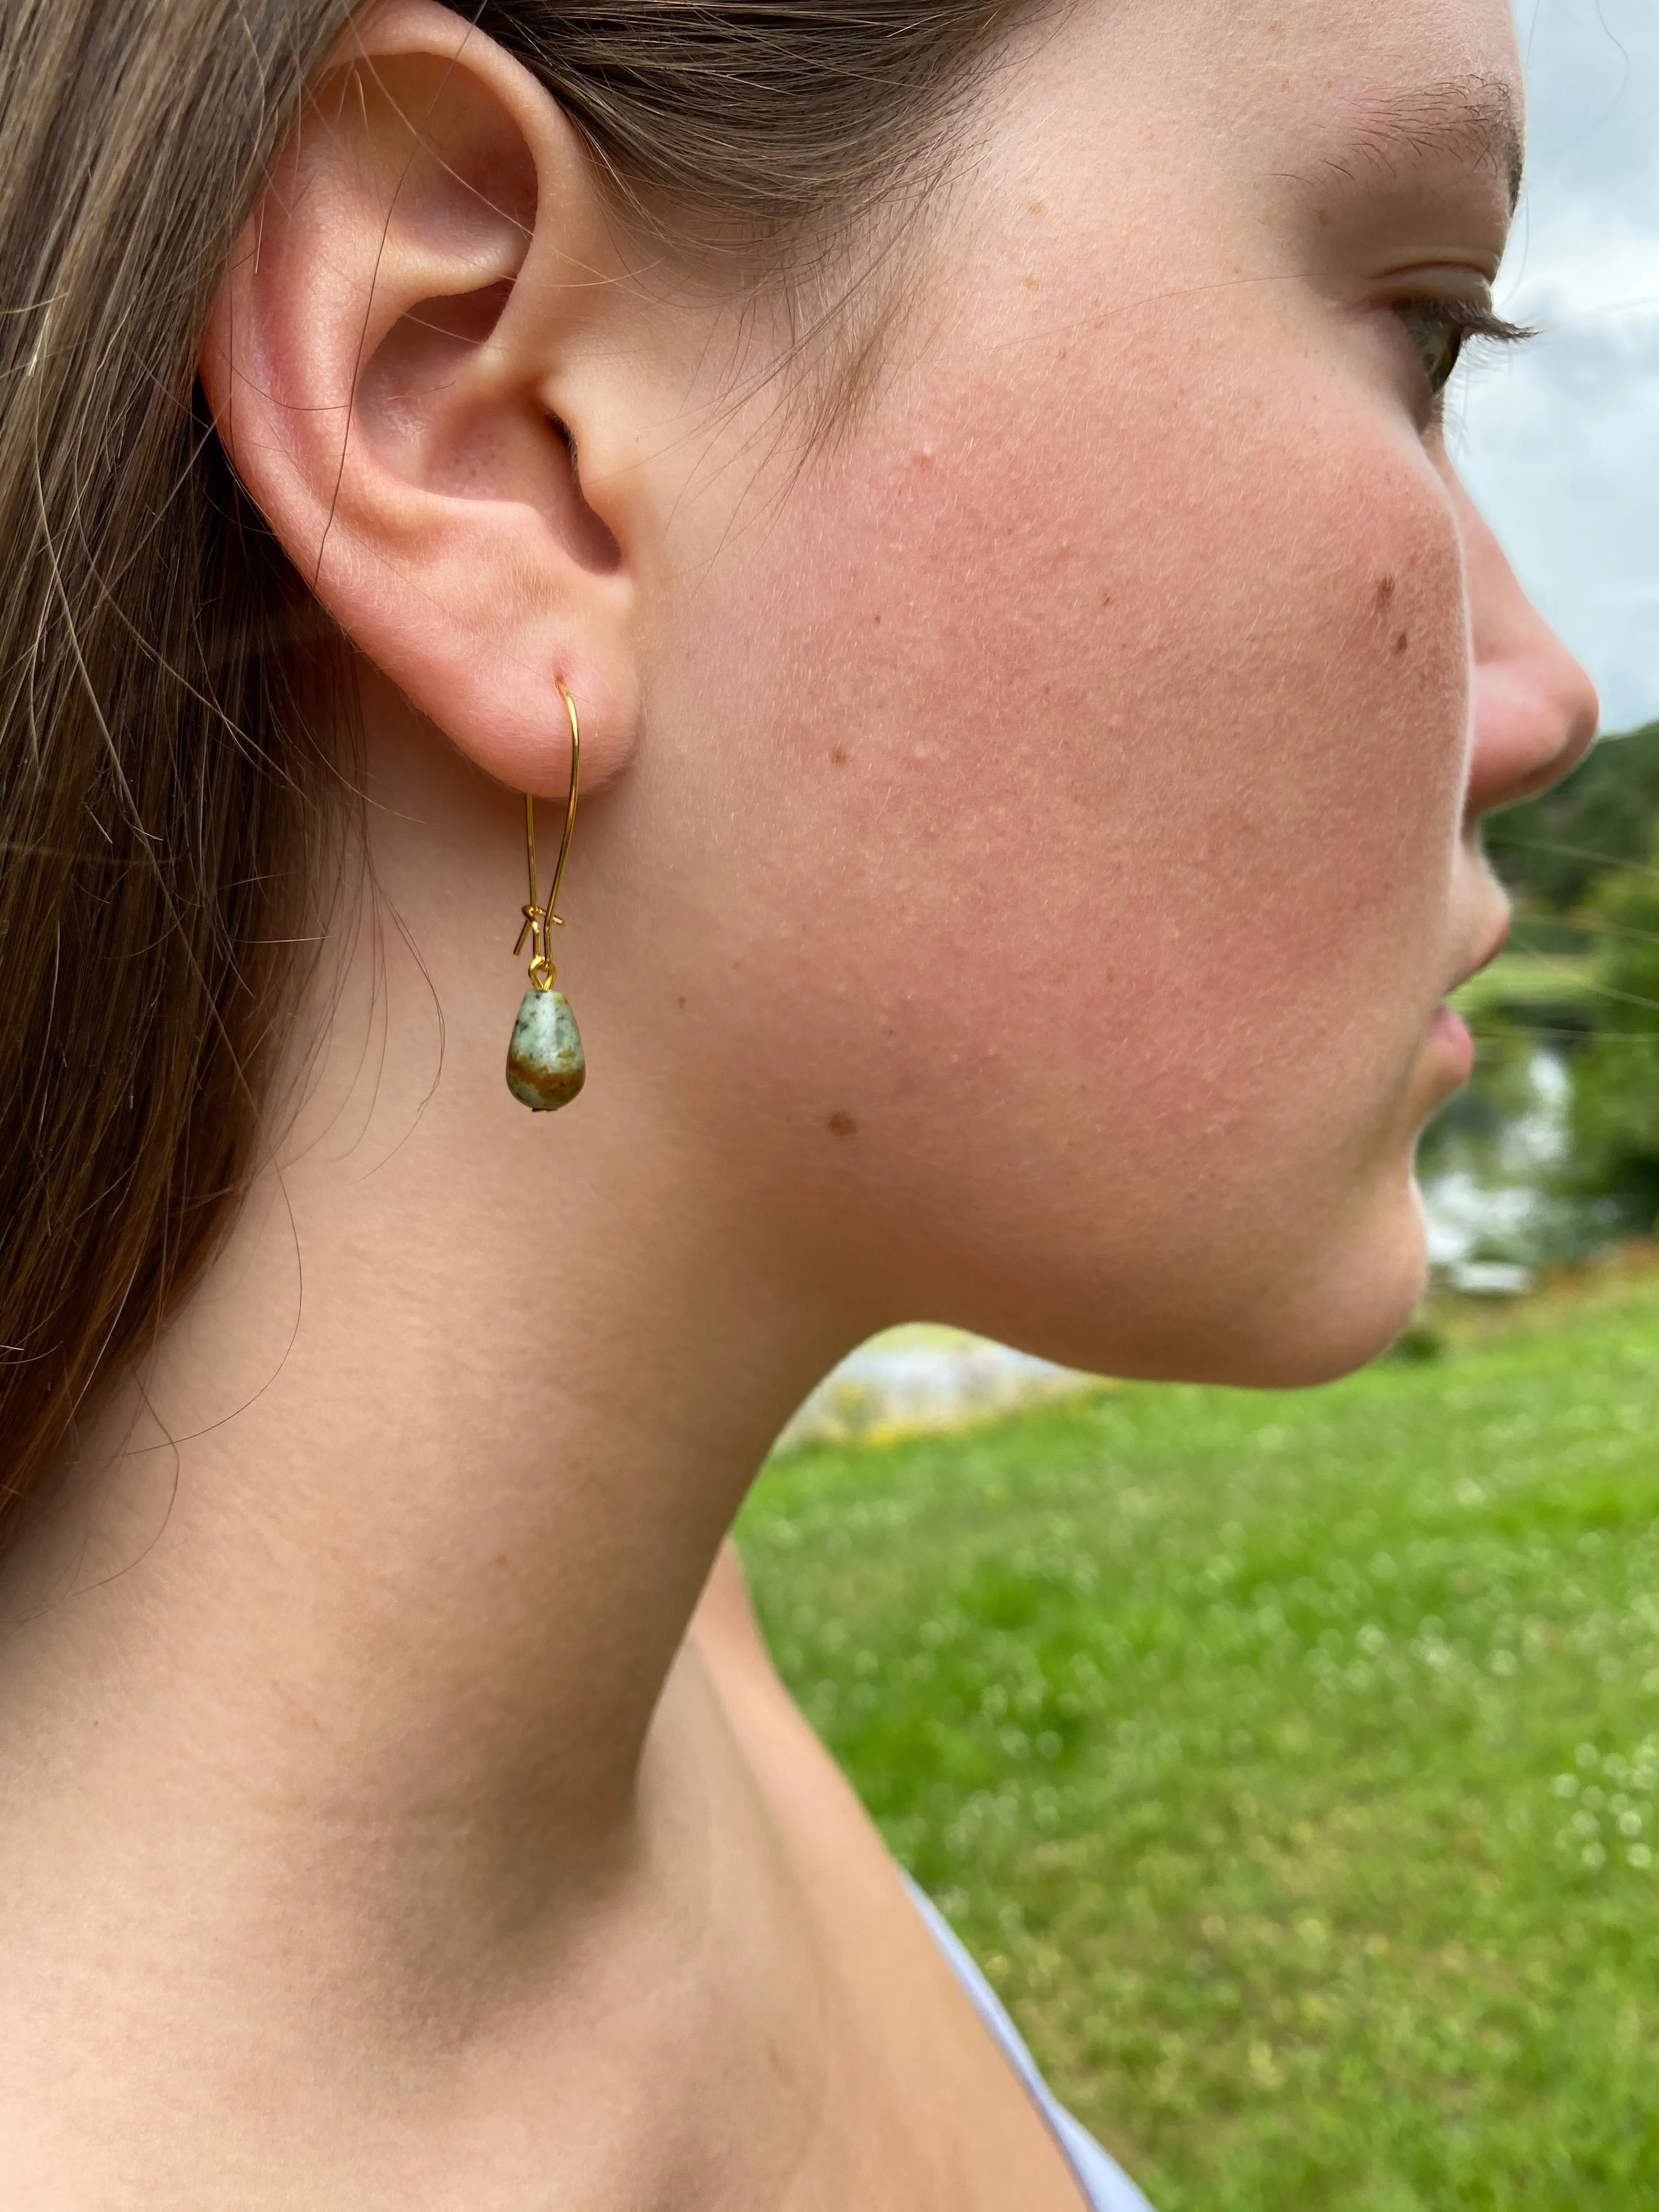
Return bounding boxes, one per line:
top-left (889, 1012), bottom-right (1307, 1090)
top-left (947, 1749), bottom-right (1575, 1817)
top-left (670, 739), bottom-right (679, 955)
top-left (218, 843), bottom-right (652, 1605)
top-left (1448, 900), bottom-right (1511, 997)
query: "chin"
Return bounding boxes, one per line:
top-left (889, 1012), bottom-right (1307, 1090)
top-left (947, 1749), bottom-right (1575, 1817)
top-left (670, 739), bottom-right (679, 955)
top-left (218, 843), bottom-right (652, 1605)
top-left (1207, 1185), bottom-right (1431, 1391)
top-left (996, 1178), bottom-right (1432, 1393)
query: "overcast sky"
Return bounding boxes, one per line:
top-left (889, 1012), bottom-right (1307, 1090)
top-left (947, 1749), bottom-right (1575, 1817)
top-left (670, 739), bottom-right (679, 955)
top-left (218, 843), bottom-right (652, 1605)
top-left (1454, 0), bottom-right (1659, 731)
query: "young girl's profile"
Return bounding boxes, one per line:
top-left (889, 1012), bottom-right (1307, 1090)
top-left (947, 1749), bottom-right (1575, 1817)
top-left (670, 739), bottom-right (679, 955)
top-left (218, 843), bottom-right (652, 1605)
top-left (0, 0), bottom-right (1598, 2203)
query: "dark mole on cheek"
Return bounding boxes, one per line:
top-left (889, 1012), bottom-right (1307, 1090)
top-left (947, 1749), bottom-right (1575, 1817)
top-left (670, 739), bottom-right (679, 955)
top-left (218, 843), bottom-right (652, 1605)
top-left (830, 746), bottom-right (848, 766)
top-left (1393, 631), bottom-right (1410, 656)
top-left (677, 995), bottom-right (687, 1011)
top-left (827, 1110), bottom-right (859, 1138)
top-left (1374, 573), bottom-right (1397, 611)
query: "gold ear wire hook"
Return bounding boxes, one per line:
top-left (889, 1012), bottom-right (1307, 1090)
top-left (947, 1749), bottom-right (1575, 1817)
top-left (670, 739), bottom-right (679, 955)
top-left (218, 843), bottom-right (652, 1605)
top-left (512, 678), bottom-right (581, 992)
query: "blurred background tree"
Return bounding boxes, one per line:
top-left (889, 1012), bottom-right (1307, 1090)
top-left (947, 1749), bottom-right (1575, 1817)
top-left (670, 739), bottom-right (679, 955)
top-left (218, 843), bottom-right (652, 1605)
top-left (1485, 716), bottom-right (1659, 926)
top-left (1563, 818), bottom-right (1659, 1228)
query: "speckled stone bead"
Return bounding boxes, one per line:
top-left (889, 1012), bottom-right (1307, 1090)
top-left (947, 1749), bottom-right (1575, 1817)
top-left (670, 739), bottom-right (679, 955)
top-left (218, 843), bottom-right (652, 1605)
top-left (506, 985), bottom-right (585, 1111)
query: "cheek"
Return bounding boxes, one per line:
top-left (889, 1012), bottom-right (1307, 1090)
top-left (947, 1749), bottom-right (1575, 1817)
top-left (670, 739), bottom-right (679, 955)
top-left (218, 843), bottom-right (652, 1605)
top-left (639, 283), bottom-right (1475, 1371)
top-left (697, 325), bottom-right (1468, 1156)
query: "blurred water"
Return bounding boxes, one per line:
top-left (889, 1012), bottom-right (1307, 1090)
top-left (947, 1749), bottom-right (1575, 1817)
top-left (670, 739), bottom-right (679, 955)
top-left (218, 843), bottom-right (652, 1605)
top-left (1421, 1048), bottom-right (1573, 1292)
top-left (776, 1331), bottom-right (1093, 1450)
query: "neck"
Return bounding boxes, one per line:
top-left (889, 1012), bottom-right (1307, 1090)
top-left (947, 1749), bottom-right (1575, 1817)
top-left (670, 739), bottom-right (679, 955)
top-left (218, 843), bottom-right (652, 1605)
top-left (0, 680), bottom-right (867, 2019)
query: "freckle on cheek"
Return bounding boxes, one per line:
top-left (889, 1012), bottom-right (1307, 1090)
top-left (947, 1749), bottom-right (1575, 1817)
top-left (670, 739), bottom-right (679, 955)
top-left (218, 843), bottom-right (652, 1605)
top-left (1374, 573), bottom-right (1397, 611)
top-left (1393, 631), bottom-right (1409, 656)
top-left (827, 1110), bottom-right (859, 1138)
top-left (830, 746), bottom-right (848, 766)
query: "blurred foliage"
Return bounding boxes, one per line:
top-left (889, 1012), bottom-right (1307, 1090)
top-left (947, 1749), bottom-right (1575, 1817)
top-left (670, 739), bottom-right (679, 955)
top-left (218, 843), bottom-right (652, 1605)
top-left (740, 1265), bottom-right (1659, 2211)
top-left (1564, 831), bottom-right (1659, 1231)
top-left (1486, 718), bottom-right (1659, 920)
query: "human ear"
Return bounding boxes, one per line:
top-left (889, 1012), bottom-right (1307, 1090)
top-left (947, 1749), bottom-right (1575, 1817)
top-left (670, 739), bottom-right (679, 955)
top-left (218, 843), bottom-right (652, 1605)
top-left (199, 0), bottom-right (640, 794)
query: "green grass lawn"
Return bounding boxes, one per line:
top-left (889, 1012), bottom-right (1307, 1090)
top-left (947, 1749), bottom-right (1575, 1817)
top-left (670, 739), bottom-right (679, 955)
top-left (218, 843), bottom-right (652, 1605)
top-left (737, 1267), bottom-right (1659, 2211)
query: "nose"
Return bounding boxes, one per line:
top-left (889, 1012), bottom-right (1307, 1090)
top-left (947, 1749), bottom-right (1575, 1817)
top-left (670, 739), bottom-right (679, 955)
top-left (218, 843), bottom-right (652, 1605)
top-left (1451, 472), bottom-right (1599, 822)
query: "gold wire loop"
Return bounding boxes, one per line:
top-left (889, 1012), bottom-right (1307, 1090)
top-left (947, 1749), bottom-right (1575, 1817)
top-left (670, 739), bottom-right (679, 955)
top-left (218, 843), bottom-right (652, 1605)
top-left (511, 678), bottom-right (581, 994)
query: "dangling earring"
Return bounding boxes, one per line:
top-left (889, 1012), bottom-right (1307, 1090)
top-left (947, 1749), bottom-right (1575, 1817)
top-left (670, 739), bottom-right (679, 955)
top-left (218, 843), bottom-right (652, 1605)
top-left (505, 678), bottom-right (586, 1111)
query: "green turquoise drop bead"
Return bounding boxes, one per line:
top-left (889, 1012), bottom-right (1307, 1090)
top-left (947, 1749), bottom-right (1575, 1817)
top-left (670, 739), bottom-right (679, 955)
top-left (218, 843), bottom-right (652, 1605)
top-left (506, 985), bottom-right (585, 1111)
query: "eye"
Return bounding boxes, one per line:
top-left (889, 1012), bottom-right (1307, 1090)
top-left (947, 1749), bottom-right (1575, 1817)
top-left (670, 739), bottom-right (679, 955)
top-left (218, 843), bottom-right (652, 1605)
top-left (1398, 302), bottom-right (1465, 393)
top-left (1392, 295), bottom-right (1534, 400)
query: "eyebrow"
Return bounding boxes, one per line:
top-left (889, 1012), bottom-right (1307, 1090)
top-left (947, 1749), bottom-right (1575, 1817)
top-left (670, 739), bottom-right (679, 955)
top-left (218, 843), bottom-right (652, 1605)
top-left (1338, 76), bottom-right (1525, 214)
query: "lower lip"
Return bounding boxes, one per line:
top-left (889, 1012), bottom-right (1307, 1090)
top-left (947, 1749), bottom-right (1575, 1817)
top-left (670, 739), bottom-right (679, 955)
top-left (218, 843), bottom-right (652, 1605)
top-left (1427, 1003), bottom-right (1475, 1084)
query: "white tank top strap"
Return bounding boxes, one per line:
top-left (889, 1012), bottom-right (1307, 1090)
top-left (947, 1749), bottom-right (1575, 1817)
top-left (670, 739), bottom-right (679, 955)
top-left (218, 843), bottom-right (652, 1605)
top-left (904, 1875), bottom-right (1158, 2212)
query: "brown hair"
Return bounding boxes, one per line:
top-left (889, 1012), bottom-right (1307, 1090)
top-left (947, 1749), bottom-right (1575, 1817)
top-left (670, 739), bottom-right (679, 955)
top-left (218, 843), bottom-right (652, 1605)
top-left (0, 1), bottom-right (1029, 1550)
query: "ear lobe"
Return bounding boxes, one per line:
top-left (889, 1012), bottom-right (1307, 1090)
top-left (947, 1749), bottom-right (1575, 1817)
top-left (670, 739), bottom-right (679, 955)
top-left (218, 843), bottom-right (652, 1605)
top-left (198, 3), bottom-right (638, 796)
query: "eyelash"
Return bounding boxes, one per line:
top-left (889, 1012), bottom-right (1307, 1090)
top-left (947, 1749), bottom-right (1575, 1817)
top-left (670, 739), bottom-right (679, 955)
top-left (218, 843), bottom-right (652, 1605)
top-left (1393, 296), bottom-right (1534, 401)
